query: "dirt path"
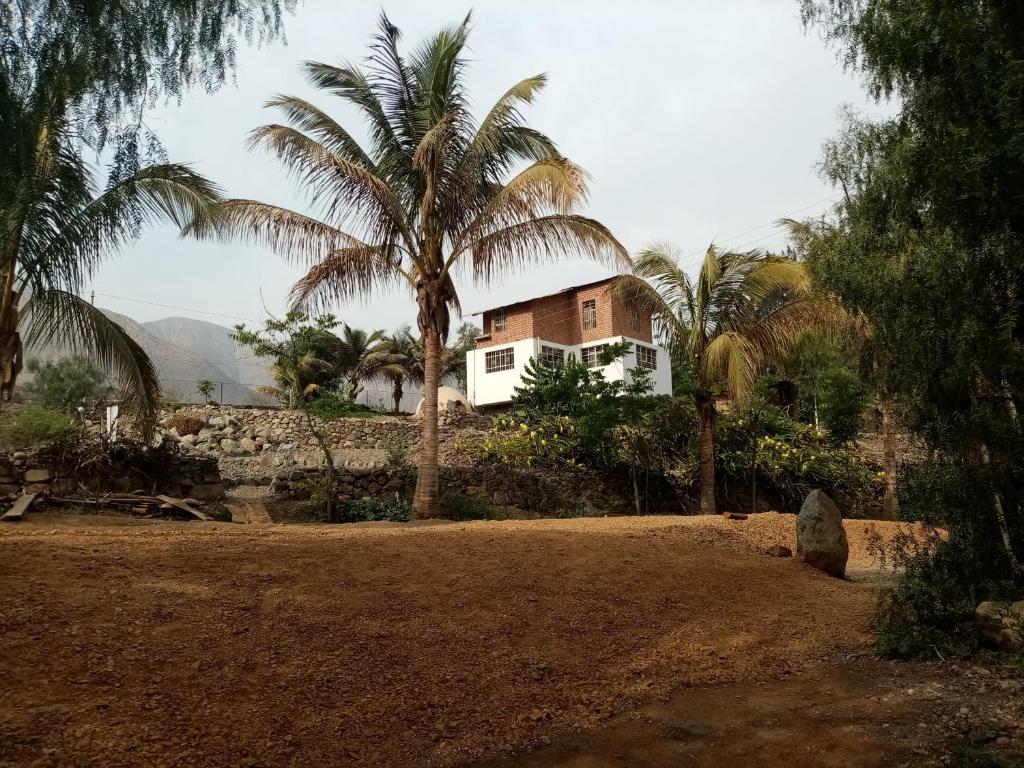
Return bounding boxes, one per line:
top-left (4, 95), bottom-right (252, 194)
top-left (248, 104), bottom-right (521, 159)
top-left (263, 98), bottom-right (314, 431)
top-left (473, 654), bottom-right (1024, 768)
top-left (2, 512), bottom-right (1005, 768)
top-left (224, 485), bottom-right (273, 524)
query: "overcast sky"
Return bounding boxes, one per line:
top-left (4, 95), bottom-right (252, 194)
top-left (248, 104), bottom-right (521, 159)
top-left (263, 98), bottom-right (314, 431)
top-left (91, 0), bottom-right (893, 332)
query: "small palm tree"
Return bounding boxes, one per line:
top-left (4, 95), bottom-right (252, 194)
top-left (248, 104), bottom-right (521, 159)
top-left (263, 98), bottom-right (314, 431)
top-left (336, 324), bottom-right (394, 401)
top-left (189, 13), bottom-right (628, 516)
top-left (0, 72), bottom-right (220, 430)
top-left (379, 325), bottom-right (461, 414)
top-left (618, 243), bottom-right (822, 515)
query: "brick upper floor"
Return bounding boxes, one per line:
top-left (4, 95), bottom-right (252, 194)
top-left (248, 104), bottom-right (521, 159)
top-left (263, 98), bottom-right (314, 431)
top-left (474, 277), bottom-right (653, 349)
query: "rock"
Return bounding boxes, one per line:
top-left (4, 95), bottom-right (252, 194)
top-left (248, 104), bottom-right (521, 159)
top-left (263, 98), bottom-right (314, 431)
top-left (197, 429), bottom-right (214, 441)
top-left (208, 417), bottom-right (226, 428)
top-left (179, 434), bottom-right (197, 447)
top-left (23, 468), bottom-right (52, 483)
top-left (976, 601), bottom-right (1024, 653)
top-left (796, 489), bottom-right (849, 578)
top-left (238, 438), bottom-right (257, 453)
top-left (220, 439), bottom-right (242, 455)
top-left (765, 545), bottom-right (792, 558)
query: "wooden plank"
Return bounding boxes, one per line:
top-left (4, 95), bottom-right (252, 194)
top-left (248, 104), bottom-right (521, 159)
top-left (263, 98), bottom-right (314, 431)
top-left (2, 493), bottom-right (38, 522)
top-left (156, 495), bottom-right (212, 522)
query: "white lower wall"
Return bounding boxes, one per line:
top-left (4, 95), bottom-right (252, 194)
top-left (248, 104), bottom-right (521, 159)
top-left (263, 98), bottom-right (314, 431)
top-left (466, 336), bottom-right (672, 407)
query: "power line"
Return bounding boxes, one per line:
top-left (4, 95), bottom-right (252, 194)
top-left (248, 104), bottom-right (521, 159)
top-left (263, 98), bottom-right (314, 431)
top-left (91, 291), bottom-right (261, 323)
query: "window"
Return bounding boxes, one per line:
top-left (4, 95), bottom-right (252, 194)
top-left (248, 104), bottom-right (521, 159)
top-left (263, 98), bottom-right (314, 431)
top-left (540, 345), bottom-right (564, 366)
top-left (636, 345), bottom-right (657, 370)
top-left (493, 307), bottom-right (507, 332)
top-left (581, 344), bottom-right (607, 368)
top-left (631, 307), bottom-right (642, 332)
top-left (582, 299), bottom-right (597, 330)
top-left (485, 347), bottom-right (514, 373)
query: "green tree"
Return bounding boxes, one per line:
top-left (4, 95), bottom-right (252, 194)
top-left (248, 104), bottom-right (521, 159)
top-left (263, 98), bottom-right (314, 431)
top-left (195, 378), bottom-right (216, 404)
top-left (450, 322), bottom-right (481, 392)
top-left (26, 356), bottom-right (111, 413)
top-left (189, 13), bottom-right (629, 517)
top-left (617, 244), bottom-right (828, 515)
top-left (800, 0), bottom-right (1024, 644)
top-left (0, 71), bottom-right (220, 431)
top-left (232, 312), bottom-right (342, 408)
top-left (2, 0), bottom-right (293, 181)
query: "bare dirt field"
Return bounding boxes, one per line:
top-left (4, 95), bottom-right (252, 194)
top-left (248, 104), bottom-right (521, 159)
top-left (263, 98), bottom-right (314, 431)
top-left (0, 512), bottom-right (1018, 767)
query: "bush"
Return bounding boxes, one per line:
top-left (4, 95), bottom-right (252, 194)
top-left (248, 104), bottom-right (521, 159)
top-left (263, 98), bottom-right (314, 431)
top-left (337, 494), bottom-right (412, 523)
top-left (715, 405), bottom-right (882, 514)
top-left (26, 356), bottom-right (111, 413)
top-left (440, 490), bottom-right (491, 520)
top-left (469, 415), bottom-right (580, 468)
top-left (306, 392), bottom-right (377, 421)
top-left (384, 439), bottom-right (409, 467)
top-left (0, 406), bottom-right (78, 450)
top-left (872, 461), bottom-right (1023, 659)
top-left (166, 413), bottom-right (204, 436)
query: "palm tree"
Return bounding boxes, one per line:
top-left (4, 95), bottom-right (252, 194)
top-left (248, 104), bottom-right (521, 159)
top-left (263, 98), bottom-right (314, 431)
top-left (1, 67), bottom-right (220, 430)
top-left (618, 244), bottom-right (822, 515)
top-left (188, 13), bottom-right (629, 516)
top-left (336, 324), bottom-right (396, 401)
top-left (379, 325), bottom-right (462, 414)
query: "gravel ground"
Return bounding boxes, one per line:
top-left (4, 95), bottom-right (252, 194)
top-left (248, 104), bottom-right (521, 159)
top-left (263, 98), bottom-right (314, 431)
top-left (0, 512), bottom-right (906, 768)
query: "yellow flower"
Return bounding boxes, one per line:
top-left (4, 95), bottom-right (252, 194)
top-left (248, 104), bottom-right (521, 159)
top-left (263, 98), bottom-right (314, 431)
top-left (541, 439), bottom-right (547, 446)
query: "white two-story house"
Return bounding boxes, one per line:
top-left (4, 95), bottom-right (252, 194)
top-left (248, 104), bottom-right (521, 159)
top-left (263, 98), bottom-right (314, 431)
top-left (465, 277), bottom-right (672, 407)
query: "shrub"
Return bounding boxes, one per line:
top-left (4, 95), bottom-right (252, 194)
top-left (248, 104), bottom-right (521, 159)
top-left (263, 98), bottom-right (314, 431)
top-left (715, 406), bottom-right (881, 514)
top-left (873, 461), bottom-right (1023, 659)
top-left (440, 490), bottom-right (491, 520)
top-left (166, 413), bottom-right (204, 436)
top-left (26, 356), bottom-right (111, 413)
top-left (384, 439), bottom-right (409, 467)
top-left (0, 406), bottom-right (77, 450)
top-left (337, 494), bottom-right (412, 523)
top-left (306, 392), bottom-right (376, 421)
top-left (469, 415), bottom-right (580, 468)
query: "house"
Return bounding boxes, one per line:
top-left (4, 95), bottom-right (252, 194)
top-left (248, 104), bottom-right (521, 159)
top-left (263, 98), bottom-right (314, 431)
top-left (465, 277), bottom-right (673, 407)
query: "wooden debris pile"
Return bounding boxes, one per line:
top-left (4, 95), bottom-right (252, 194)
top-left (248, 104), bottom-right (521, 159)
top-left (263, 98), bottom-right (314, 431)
top-left (1, 492), bottom-right (211, 521)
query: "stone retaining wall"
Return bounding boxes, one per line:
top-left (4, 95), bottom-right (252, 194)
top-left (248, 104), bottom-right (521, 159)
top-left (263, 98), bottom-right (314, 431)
top-left (158, 405), bottom-right (490, 461)
top-left (0, 445), bottom-right (224, 501)
top-left (271, 463), bottom-right (682, 517)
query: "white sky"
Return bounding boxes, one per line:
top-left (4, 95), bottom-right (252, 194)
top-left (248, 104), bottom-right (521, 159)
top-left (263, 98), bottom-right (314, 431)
top-left (91, 0), bottom-right (893, 331)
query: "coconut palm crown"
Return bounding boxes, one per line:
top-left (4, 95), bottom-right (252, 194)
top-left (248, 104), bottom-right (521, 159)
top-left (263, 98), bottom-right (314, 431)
top-left (188, 13), bottom-right (630, 517)
top-left (617, 243), bottom-right (821, 515)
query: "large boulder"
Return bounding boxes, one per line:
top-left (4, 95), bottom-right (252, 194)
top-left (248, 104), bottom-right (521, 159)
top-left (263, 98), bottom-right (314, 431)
top-left (796, 490), bottom-right (849, 578)
top-left (976, 601), bottom-right (1024, 653)
top-left (414, 385), bottom-right (474, 417)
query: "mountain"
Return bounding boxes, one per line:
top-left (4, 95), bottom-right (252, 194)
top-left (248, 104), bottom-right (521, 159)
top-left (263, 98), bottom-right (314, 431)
top-left (142, 316), bottom-right (276, 395)
top-left (22, 310), bottom-right (275, 406)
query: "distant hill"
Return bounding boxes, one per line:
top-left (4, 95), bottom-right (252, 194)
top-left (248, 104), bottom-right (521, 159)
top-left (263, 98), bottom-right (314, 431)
top-left (22, 310), bottom-right (276, 406)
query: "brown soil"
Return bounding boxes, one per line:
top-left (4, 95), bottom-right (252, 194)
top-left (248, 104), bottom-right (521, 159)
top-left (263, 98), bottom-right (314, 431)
top-left (0, 512), bottom-right (1011, 768)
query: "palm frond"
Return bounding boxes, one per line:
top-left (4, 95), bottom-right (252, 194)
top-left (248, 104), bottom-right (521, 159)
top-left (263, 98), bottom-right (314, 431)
top-left (184, 199), bottom-right (371, 268)
top-left (289, 244), bottom-right (406, 313)
top-left (264, 94), bottom-right (377, 169)
top-left (465, 214), bottom-right (632, 283)
top-left (22, 289), bottom-right (161, 434)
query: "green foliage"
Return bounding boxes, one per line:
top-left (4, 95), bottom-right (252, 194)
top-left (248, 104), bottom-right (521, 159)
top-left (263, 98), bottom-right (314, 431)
top-left (26, 356), bottom-right (110, 413)
top-left (715, 405), bottom-right (882, 514)
top-left (337, 495), bottom-right (413, 523)
top-left (789, 332), bottom-right (867, 443)
top-left (203, 502), bottom-right (234, 523)
top-left (511, 342), bottom-right (655, 465)
top-left (305, 392), bottom-right (376, 421)
top-left (195, 379), bottom-right (215, 403)
top-left (384, 440), bottom-right (409, 468)
top-left (0, 406), bottom-right (77, 449)
top-left (473, 415), bottom-right (581, 468)
top-left (439, 490), bottom-right (491, 521)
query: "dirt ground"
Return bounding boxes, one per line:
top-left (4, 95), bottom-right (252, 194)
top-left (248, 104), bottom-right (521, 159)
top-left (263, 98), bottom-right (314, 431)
top-left (0, 512), bottom-right (1018, 768)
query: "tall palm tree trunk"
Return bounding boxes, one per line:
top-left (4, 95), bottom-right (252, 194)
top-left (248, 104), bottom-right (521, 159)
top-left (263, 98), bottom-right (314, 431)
top-left (880, 390), bottom-right (899, 520)
top-left (698, 402), bottom-right (717, 515)
top-left (392, 379), bottom-right (404, 414)
top-left (414, 324), bottom-right (442, 518)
